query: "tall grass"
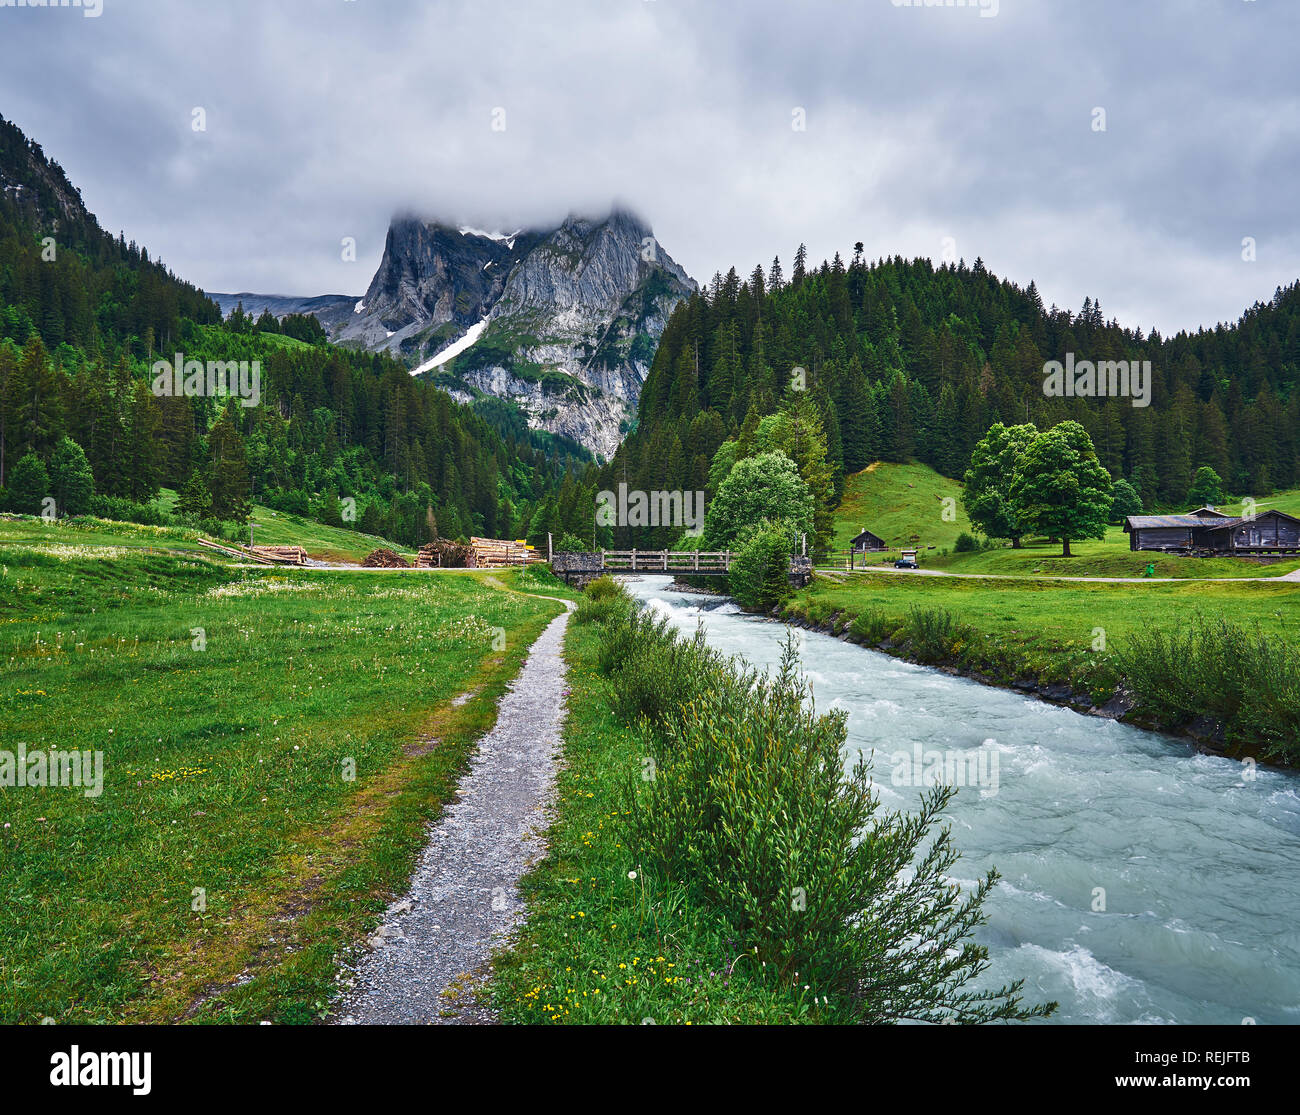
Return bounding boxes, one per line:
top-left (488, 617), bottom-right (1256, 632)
top-left (902, 606), bottom-right (978, 665)
top-left (1116, 616), bottom-right (1300, 761)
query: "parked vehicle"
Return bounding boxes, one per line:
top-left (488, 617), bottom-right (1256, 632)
top-left (895, 549), bottom-right (918, 569)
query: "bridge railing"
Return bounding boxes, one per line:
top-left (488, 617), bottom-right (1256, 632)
top-left (599, 549), bottom-right (733, 572)
top-left (551, 550), bottom-right (813, 582)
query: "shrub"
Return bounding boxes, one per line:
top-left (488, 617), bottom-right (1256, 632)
top-left (554, 532), bottom-right (588, 553)
top-left (5, 453), bottom-right (49, 515)
top-left (584, 575), bottom-right (622, 601)
top-left (613, 618), bottom-right (1054, 1024)
top-left (902, 606), bottom-right (976, 664)
top-left (573, 576), bottom-right (633, 628)
top-left (727, 520), bottom-right (794, 610)
top-left (597, 607), bottom-right (715, 729)
top-left (50, 437), bottom-right (94, 516)
top-left (848, 607), bottom-right (892, 644)
top-left (954, 531), bottom-right (978, 553)
top-left (89, 495), bottom-right (168, 526)
top-left (1115, 616), bottom-right (1300, 760)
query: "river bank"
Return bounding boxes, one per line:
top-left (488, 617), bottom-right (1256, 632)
top-left (771, 608), bottom-right (1255, 761)
top-left (771, 571), bottom-right (1300, 767)
top-left (493, 577), bottom-right (1056, 1024)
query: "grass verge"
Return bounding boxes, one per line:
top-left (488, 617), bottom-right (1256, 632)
top-left (780, 572), bottom-right (1300, 762)
top-left (0, 548), bottom-right (562, 1023)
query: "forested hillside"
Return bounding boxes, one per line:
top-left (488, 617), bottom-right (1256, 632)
top-left (0, 113), bottom-right (573, 547)
top-left (610, 246), bottom-right (1300, 545)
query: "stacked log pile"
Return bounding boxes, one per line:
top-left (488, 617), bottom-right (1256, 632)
top-left (362, 548), bottom-right (410, 568)
top-left (415, 540), bottom-right (473, 568)
top-left (248, 545), bottom-right (308, 566)
top-left (468, 536), bottom-right (538, 567)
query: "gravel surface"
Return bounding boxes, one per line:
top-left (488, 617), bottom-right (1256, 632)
top-left (336, 602), bottom-right (572, 1025)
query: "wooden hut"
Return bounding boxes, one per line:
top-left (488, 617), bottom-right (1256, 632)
top-left (1124, 508), bottom-right (1300, 554)
top-left (850, 527), bottom-right (887, 553)
top-left (1196, 510), bottom-right (1300, 554)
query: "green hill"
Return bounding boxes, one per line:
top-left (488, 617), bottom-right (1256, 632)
top-left (1, 493), bottom-right (415, 565)
top-left (831, 461), bottom-right (971, 554)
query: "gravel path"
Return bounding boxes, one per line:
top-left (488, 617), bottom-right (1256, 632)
top-left (833, 565), bottom-right (1300, 584)
top-left (336, 601), bottom-right (572, 1025)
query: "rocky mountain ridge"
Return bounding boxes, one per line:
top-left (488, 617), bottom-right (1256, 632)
top-left (215, 207), bottom-right (694, 459)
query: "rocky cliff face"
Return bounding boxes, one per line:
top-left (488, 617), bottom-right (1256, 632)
top-left (346, 208), bottom-right (694, 459)
top-left (211, 207), bottom-right (693, 459)
top-left (334, 219), bottom-right (549, 356)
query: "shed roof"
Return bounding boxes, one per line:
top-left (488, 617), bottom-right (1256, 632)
top-left (851, 528), bottom-right (885, 543)
top-left (1198, 508), bottom-right (1300, 533)
top-left (1123, 514), bottom-right (1236, 531)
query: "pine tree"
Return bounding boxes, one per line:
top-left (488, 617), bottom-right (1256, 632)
top-left (49, 436), bottom-right (94, 515)
top-left (207, 406), bottom-right (252, 522)
top-left (6, 451), bottom-right (49, 515)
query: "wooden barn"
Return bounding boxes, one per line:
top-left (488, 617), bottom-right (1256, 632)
top-left (850, 527), bottom-right (887, 553)
top-left (1124, 508), bottom-right (1300, 554)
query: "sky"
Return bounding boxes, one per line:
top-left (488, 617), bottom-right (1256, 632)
top-left (1, 0), bottom-right (1297, 336)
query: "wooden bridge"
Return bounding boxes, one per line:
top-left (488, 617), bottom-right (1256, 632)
top-left (551, 549), bottom-right (812, 587)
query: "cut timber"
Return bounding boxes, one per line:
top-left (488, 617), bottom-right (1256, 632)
top-left (196, 538), bottom-right (277, 565)
top-left (468, 536), bottom-right (542, 568)
top-left (362, 548), bottom-right (410, 569)
top-left (415, 540), bottom-right (473, 568)
top-left (249, 545), bottom-right (308, 566)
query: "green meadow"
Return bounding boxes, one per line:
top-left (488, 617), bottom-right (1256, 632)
top-left (154, 489), bottom-right (415, 563)
top-left (0, 527), bottom-right (568, 1023)
top-left (785, 570), bottom-right (1296, 686)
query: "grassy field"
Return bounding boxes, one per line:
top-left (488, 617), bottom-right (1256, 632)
top-left (831, 462), bottom-right (1300, 579)
top-left (2, 500), bottom-right (411, 566)
top-left (795, 461), bottom-right (1300, 746)
top-left (0, 512), bottom-right (210, 555)
top-left (785, 570), bottom-right (1297, 690)
top-left (154, 489), bottom-right (413, 563)
top-left (0, 529), bottom-right (569, 1023)
top-left (926, 529), bottom-right (1300, 579)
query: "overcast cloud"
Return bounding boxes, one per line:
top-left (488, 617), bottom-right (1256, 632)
top-left (1, 0), bottom-right (1296, 335)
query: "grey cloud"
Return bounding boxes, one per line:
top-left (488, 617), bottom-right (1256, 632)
top-left (1, 0), bottom-right (1296, 333)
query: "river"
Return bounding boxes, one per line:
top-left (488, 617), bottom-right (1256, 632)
top-left (625, 576), bottom-right (1300, 1025)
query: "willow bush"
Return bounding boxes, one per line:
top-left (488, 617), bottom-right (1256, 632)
top-left (1116, 616), bottom-right (1300, 761)
top-left (588, 581), bottom-right (1055, 1023)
